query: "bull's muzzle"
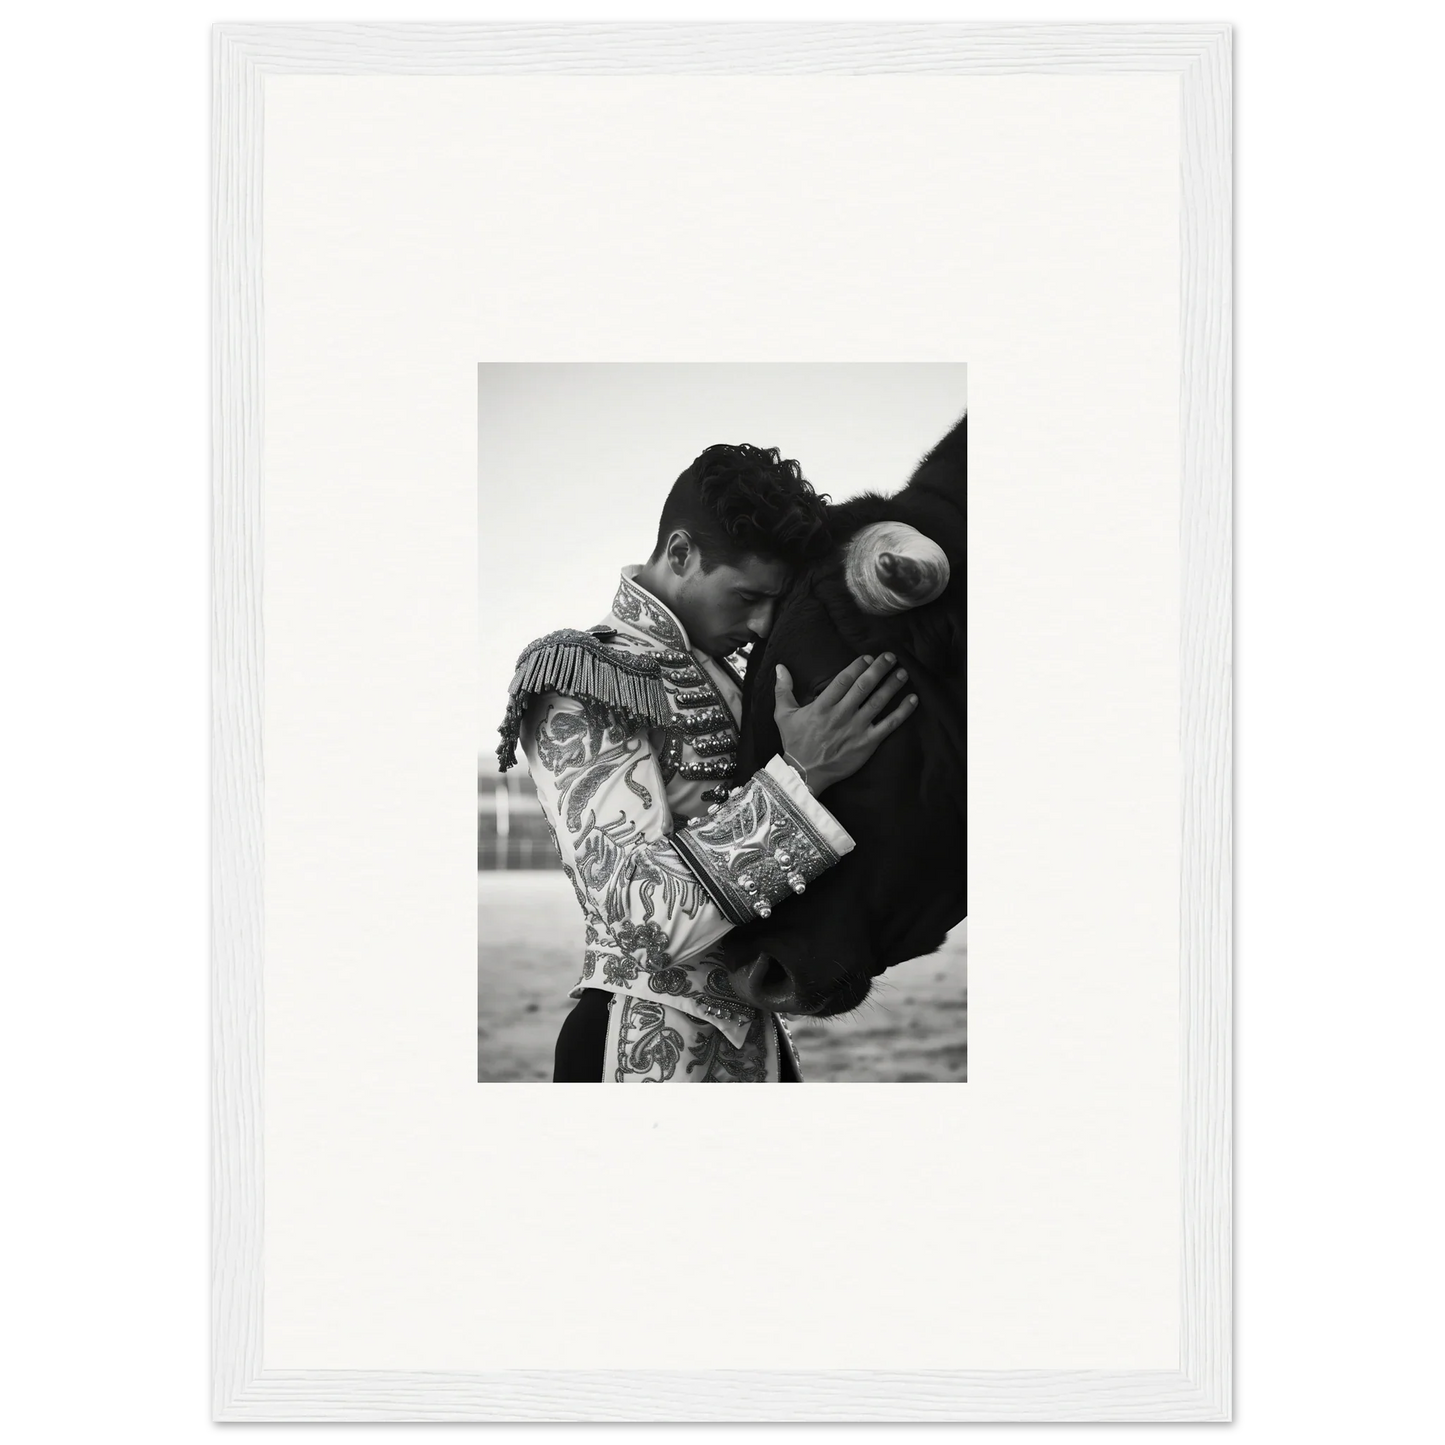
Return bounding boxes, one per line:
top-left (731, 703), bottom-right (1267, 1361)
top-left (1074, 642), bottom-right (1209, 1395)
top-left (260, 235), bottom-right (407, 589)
top-left (727, 953), bottom-right (800, 1014)
top-left (726, 952), bottom-right (871, 1019)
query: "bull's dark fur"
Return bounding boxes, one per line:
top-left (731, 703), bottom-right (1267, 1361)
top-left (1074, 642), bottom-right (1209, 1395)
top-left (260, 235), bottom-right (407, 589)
top-left (721, 414), bottom-right (967, 1016)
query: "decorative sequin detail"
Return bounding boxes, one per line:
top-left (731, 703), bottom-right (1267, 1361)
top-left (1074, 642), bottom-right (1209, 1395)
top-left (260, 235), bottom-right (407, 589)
top-left (613, 997), bottom-right (686, 1082)
top-left (622, 758), bottom-right (653, 808)
top-left (775, 1014), bottom-right (804, 1081)
top-left (686, 1010), bottom-right (768, 1082)
top-left (611, 574), bottom-right (689, 650)
top-left (657, 729), bottom-right (683, 784)
top-left (678, 757), bottom-right (736, 781)
top-left (607, 994), bottom-right (779, 1084)
top-left (495, 628), bottom-right (670, 771)
top-left (689, 729), bottom-right (737, 757)
top-left (676, 706), bottom-right (734, 735)
top-left (513, 569), bottom-right (843, 1076)
top-left (669, 766), bottom-right (841, 924)
top-left (671, 686), bottom-right (717, 709)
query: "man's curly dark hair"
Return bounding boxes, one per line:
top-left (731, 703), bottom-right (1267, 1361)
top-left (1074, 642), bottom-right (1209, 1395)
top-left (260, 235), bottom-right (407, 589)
top-left (651, 443), bottom-right (832, 571)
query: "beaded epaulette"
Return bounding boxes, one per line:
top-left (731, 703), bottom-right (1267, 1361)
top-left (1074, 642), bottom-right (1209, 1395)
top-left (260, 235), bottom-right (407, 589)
top-left (496, 628), bottom-right (673, 771)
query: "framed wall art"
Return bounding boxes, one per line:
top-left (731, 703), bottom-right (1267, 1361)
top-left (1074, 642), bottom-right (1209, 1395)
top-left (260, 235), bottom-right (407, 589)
top-left (213, 21), bottom-right (1231, 1421)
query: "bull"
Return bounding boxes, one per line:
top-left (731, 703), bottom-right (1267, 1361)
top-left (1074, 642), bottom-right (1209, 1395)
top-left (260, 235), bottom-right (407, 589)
top-left (720, 412), bottom-right (967, 1019)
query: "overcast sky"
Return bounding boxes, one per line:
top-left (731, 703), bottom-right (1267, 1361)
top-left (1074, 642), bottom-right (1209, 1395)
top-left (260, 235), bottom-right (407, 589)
top-left (479, 363), bottom-right (967, 751)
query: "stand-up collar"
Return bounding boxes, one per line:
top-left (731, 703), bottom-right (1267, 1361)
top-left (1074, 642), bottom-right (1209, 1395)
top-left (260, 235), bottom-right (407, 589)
top-left (611, 566), bottom-right (692, 653)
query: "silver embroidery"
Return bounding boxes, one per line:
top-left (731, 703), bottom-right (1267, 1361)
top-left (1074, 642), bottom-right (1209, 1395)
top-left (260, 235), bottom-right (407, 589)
top-left (622, 758), bottom-right (653, 808)
top-left (613, 997), bottom-right (686, 1082)
top-left (515, 572), bottom-right (841, 1076)
top-left (670, 767), bottom-right (840, 923)
top-left (612, 574), bottom-right (689, 649)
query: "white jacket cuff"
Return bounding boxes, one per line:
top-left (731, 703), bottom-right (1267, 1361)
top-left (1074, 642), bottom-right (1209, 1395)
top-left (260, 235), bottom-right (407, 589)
top-left (763, 752), bottom-right (856, 858)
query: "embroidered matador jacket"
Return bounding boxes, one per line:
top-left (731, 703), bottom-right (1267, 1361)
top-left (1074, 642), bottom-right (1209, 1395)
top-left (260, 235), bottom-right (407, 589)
top-left (497, 567), bottom-right (856, 1082)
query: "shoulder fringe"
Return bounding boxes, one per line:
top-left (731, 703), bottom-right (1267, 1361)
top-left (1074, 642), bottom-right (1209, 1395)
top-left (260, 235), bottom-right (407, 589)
top-left (496, 629), bottom-right (672, 771)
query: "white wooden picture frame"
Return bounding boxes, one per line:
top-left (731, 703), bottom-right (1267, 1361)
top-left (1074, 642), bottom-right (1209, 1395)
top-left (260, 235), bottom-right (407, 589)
top-left (206, 14), bottom-right (1242, 1433)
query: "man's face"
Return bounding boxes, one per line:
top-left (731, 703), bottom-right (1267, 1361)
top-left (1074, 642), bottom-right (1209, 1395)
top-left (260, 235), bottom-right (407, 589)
top-left (672, 550), bottom-right (792, 659)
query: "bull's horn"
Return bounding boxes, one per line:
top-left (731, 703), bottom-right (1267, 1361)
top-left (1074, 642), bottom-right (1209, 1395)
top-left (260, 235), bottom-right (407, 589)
top-left (843, 522), bottom-right (950, 615)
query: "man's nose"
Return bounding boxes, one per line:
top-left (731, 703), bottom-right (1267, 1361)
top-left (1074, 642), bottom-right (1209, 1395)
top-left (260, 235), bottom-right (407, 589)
top-left (748, 600), bottom-right (776, 639)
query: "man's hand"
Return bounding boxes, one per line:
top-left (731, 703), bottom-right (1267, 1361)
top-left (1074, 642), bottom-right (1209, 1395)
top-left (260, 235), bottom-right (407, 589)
top-left (774, 654), bottom-right (918, 795)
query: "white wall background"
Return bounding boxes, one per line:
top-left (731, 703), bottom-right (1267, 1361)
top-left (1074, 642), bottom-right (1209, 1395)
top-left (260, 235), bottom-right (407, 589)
top-left (479, 363), bottom-right (966, 745)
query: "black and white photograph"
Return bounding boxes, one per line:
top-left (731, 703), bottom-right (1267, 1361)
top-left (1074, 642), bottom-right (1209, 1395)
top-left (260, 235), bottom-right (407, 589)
top-left (478, 364), bottom-right (968, 1082)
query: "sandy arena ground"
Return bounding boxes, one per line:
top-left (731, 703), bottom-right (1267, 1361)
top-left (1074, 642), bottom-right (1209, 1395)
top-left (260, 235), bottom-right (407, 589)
top-left (478, 871), bottom-right (967, 1082)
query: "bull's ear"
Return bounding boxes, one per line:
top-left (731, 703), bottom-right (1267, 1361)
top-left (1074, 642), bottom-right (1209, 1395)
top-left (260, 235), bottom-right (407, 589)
top-left (843, 521), bottom-right (950, 615)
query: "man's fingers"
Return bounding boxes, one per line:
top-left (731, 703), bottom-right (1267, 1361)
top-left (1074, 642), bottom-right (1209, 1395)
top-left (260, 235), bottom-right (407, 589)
top-left (856, 667), bottom-right (910, 721)
top-left (773, 663), bottom-right (800, 716)
top-left (867, 691), bottom-right (919, 738)
top-left (844, 653), bottom-right (900, 710)
top-left (816, 654), bottom-right (874, 708)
